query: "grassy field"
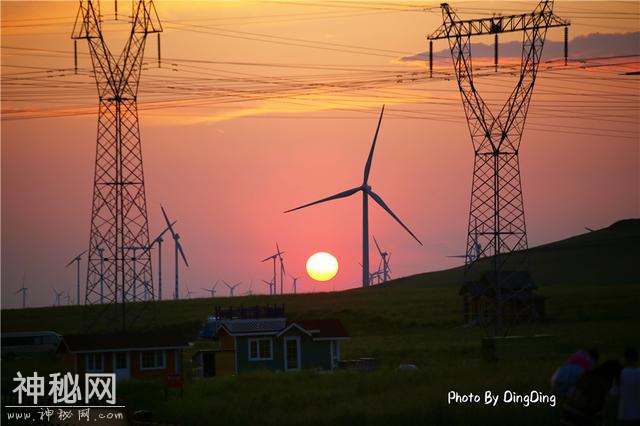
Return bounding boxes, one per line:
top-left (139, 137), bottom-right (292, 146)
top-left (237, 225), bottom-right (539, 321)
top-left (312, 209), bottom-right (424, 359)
top-left (2, 220), bottom-right (639, 425)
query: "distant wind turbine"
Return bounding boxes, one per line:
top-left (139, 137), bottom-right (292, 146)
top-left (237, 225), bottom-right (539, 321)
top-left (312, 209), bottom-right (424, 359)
top-left (447, 218), bottom-right (482, 264)
top-left (223, 280), bottom-right (241, 297)
top-left (373, 235), bottom-right (391, 282)
top-left (17, 274), bottom-right (27, 309)
top-left (65, 249), bottom-right (87, 305)
top-left (261, 244), bottom-right (284, 296)
top-left (186, 285), bottom-right (194, 300)
top-left (262, 279), bottom-right (275, 295)
top-left (202, 280), bottom-right (219, 298)
top-left (291, 276), bottom-right (299, 294)
top-left (161, 205), bottom-right (189, 300)
top-left (285, 105), bottom-right (422, 288)
top-left (244, 280), bottom-right (254, 296)
top-left (52, 287), bottom-right (64, 306)
top-left (276, 243), bottom-right (285, 295)
top-left (146, 220), bottom-right (177, 301)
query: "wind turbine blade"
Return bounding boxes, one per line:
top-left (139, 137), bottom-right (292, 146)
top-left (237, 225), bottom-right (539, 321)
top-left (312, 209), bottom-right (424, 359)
top-left (284, 187), bottom-right (361, 213)
top-left (368, 189), bottom-right (422, 246)
top-left (177, 242), bottom-right (189, 267)
top-left (153, 220), bottom-right (177, 243)
top-left (447, 255), bottom-right (467, 258)
top-left (261, 254), bottom-right (276, 262)
top-left (362, 104), bottom-right (385, 185)
top-left (160, 204), bottom-right (178, 239)
top-left (223, 280), bottom-right (232, 289)
top-left (373, 235), bottom-right (383, 256)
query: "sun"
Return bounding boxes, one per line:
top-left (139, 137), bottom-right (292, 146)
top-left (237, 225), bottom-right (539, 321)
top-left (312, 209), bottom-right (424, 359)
top-left (306, 252), bottom-right (339, 282)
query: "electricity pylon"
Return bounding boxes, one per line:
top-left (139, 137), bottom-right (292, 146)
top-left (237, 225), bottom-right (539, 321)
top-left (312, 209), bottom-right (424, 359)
top-left (72, 0), bottom-right (162, 331)
top-left (429, 1), bottom-right (569, 336)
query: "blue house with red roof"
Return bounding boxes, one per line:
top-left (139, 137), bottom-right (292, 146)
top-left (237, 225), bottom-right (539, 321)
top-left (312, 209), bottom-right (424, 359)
top-left (201, 305), bottom-right (350, 376)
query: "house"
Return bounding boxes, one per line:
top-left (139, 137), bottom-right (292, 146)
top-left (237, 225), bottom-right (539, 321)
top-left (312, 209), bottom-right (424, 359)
top-left (201, 305), bottom-right (350, 376)
top-left (57, 331), bottom-right (191, 382)
top-left (460, 270), bottom-right (545, 325)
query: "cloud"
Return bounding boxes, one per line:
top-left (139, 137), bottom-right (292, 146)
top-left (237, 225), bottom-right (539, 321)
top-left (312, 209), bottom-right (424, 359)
top-left (400, 32), bottom-right (640, 63)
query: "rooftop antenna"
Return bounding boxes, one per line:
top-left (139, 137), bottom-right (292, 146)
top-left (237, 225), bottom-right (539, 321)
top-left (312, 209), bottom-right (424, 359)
top-left (72, 0), bottom-right (163, 331)
top-left (428, 0), bottom-right (569, 337)
top-left (285, 105), bottom-right (422, 288)
top-left (223, 280), bottom-right (241, 297)
top-left (17, 274), bottom-right (28, 309)
top-left (65, 249), bottom-right (87, 305)
top-left (161, 205), bottom-right (189, 300)
top-left (202, 280), bottom-right (219, 298)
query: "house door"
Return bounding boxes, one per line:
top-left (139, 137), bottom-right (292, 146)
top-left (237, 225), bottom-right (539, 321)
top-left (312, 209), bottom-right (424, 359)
top-left (284, 337), bottom-right (301, 371)
top-left (113, 352), bottom-right (130, 381)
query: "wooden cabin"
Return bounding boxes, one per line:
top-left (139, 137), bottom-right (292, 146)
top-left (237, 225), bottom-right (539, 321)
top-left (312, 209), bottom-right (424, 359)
top-left (57, 332), bottom-right (191, 382)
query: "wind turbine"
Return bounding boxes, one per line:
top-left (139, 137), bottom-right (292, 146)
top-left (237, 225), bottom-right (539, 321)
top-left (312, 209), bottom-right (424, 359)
top-left (65, 291), bottom-right (71, 305)
top-left (185, 285), bottom-right (194, 300)
top-left (17, 274), bottom-right (27, 309)
top-left (65, 249), bottom-right (87, 305)
top-left (285, 105), bottom-right (422, 288)
top-left (261, 244), bottom-right (284, 295)
top-left (262, 279), bottom-right (275, 296)
top-left (447, 218), bottom-right (482, 264)
top-left (160, 205), bottom-right (189, 300)
top-left (223, 280), bottom-right (241, 297)
top-left (276, 243), bottom-right (286, 295)
top-left (244, 280), bottom-right (254, 296)
top-left (291, 276), bottom-right (299, 294)
top-left (373, 235), bottom-right (391, 282)
top-left (202, 280), bottom-right (219, 298)
top-left (146, 220), bottom-right (176, 301)
top-left (52, 287), bottom-right (64, 306)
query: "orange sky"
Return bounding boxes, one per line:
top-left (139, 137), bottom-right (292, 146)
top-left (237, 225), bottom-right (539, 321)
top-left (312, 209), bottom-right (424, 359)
top-left (1, 1), bottom-right (638, 308)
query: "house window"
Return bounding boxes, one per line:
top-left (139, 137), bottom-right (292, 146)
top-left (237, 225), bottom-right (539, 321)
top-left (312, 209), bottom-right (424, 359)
top-left (85, 353), bottom-right (103, 372)
top-left (140, 351), bottom-right (166, 370)
top-left (248, 338), bottom-right (272, 361)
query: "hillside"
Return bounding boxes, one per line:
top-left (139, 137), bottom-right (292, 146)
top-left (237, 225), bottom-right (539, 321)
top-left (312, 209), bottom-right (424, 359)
top-left (384, 218), bottom-right (640, 289)
top-left (1, 220), bottom-right (639, 425)
top-left (1, 219), bottom-right (638, 335)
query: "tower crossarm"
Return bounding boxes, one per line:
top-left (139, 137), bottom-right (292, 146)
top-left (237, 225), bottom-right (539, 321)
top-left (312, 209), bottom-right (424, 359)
top-left (428, 3), bottom-right (569, 40)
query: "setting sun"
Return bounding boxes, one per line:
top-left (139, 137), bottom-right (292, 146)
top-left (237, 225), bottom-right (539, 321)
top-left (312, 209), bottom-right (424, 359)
top-left (306, 252), bottom-right (339, 282)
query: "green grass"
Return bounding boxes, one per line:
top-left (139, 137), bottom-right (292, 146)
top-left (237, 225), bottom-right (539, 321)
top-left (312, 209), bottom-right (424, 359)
top-left (2, 220), bottom-right (639, 425)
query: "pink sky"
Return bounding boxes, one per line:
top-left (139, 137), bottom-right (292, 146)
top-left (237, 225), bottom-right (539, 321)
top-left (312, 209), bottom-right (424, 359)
top-left (1, 1), bottom-right (638, 308)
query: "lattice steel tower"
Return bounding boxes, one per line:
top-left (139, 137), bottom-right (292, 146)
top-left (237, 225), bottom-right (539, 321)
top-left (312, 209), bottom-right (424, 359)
top-left (72, 0), bottom-right (162, 330)
top-left (429, 1), bottom-right (569, 336)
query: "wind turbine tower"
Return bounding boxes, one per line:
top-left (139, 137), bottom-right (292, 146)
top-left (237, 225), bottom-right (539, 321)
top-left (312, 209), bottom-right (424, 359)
top-left (428, 0), bottom-right (569, 336)
top-left (66, 249), bottom-right (87, 305)
top-left (224, 281), bottom-right (241, 297)
top-left (17, 274), bottom-right (27, 309)
top-left (286, 105), bottom-right (422, 288)
top-left (161, 206), bottom-right (189, 300)
top-left (73, 0), bottom-right (163, 330)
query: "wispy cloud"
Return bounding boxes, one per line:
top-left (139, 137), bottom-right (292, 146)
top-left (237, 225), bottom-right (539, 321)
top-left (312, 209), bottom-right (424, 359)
top-left (400, 32), bottom-right (640, 63)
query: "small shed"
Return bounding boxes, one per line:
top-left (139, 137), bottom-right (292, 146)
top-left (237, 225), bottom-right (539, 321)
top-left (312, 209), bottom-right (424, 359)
top-left (460, 270), bottom-right (545, 325)
top-left (58, 331), bottom-right (191, 382)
